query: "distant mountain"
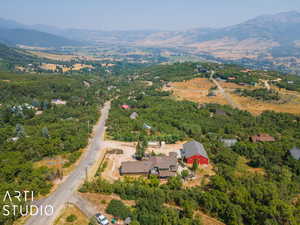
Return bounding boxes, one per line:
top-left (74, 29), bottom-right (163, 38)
top-left (0, 18), bottom-right (84, 48)
top-left (0, 28), bottom-right (83, 48)
top-left (189, 11), bottom-right (300, 44)
top-left (0, 18), bottom-right (25, 29)
top-left (1, 11), bottom-right (300, 72)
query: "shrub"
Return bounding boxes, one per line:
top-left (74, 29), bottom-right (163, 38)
top-left (106, 199), bottom-right (131, 220)
top-left (66, 214), bottom-right (77, 222)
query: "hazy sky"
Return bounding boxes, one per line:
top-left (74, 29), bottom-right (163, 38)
top-left (1, 0), bottom-right (299, 30)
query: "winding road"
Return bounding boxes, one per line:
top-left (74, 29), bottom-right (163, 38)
top-left (25, 101), bottom-right (111, 225)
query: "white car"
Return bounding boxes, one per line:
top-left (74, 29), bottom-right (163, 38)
top-left (95, 213), bottom-right (109, 225)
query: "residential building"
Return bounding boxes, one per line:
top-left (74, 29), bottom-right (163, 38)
top-left (250, 133), bottom-right (275, 142)
top-left (290, 147), bottom-right (300, 160)
top-left (182, 141), bottom-right (209, 165)
top-left (221, 138), bottom-right (238, 147)
top-left (120, 152), bottom-right (178, 178)
top-left (130, 112), bottom-right (138, 120)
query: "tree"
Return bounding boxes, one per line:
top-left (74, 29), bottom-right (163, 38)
top-left (192, 160), bottom-right (199, 172)
top-left (181, 170), bottom-right (189, 179)
top-left (106, 200), bottom-right (131, 220)
top-left (167, 176), bottom-right (182, 190)
top-left (42, 127), bottom-right (50, 138)
top-left (136, 140), bottom-right (146, 160)
top-left (15, 124), bottom-right (26, 138)
top-left (66, 214), bottom-right (77, 222)
top-left (130, 221), bottom-right (140, 225)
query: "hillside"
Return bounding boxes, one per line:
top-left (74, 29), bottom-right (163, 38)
top-left (0, 43), bottom-right (41, 69)
top-left (0, 28), bottom-right (83, 48)
top-left (2, 11), bottom-right (300, 73)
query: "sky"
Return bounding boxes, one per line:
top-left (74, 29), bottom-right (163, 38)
top-left (0, 0), bottom-right (299, 30)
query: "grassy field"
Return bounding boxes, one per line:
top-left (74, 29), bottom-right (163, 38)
top-left (165, 77), bottom-right (300, 115)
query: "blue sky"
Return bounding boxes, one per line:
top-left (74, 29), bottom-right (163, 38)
top-left (0, 0), bottom-right (299, 30)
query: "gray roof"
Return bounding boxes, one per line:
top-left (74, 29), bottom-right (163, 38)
top-left (130, 112), bottom-right (138, 119)
top-left (182, 141), bottom-right (208, 159)
top-left (221, 139), bottom-right (238, 147)
top-left (121, 152), bottom-right (178, 174)
top-left (290, 147), bottom-right (300, 160)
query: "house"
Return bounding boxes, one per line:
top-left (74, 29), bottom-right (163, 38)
top-left (83, 81), bottom-right (91, 88)
top-left (290, 147), bottom-right (300, 160)
top-left (241, 69), bottom-right (252, 73)
top-left (121, 104), bottom-right (130, 110)
top-left (130, 112), bottom-right (138, 120)
top-left (228, 76), bottom-right (236, 80)
top-left (124, 217), bottom-right (132, 225)
top-left (215, 109), bottom-right (227, 116)
top-left (250, 133), bottom-right (275, 143)
top-left (221, 139), bottom-right (238, 147)
top-left (51, 99), bottom-right (66, 105)
top-left (143, 123), bottom-right (152, 129)
top-left (120, 152), bottom-right (178, 178)
top-left (182, 141), bottom-right (209, 165)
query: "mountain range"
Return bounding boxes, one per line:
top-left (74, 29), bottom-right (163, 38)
top-left (1, 11), bottom-right (300, 72)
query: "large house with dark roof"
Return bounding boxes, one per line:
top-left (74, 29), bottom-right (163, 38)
top-left (120, 152), bottom-right (178, 178)
top-left (182, 141), bottom-right (209, 165)
top-left (290, 147), bottom-right (300, 160)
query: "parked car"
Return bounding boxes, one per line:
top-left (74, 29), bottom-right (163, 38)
top-left (95, 213), bottom-right (109, 225)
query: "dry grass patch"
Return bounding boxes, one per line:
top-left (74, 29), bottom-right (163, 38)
top-left (54, 204), bottom-right (89, 225)
top-left (166, 78), bottom-right (300, 115)
top-left (235, 157), bottom-right (265, 177)
top-left (184, 164), bottom-right (216, 188)
top-left (164, 78), bottom-right (228, 105)
top-left (195, 211), bottom-right (226, 225)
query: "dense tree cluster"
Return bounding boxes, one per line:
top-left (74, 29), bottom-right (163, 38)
top-left (0, 72), bottom-right (112, 224)
top-left (235, 88), bottom-right (281, 101)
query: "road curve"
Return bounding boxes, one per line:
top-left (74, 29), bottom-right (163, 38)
top-left (25, 101), bottom-right (111, 225)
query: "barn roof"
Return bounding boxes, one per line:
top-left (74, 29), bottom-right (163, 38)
top-left (290, 147), bottom-right (300, 160)
top-left (182, 141), bottom-right (208, 159)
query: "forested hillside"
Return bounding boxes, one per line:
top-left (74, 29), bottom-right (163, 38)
top-left (0, 72), bottom-right (112, 224)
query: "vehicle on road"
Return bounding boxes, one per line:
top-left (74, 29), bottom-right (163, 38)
top-left (95, 213), bottom-right (110, 225)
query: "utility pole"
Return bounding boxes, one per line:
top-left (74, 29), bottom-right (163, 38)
top-left (85, 167), bottom-right (88, 181)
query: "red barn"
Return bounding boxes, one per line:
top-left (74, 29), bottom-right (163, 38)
top-left (182, 141), bottom-right (209, 165)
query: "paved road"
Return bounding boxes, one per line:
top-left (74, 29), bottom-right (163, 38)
top-left (25, 101), bottom-right (111, 225)
top-left (210, 71), bottom-right (241, 109)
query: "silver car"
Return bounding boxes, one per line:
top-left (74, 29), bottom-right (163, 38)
top-left (95, 213), bottom-right (109, 225)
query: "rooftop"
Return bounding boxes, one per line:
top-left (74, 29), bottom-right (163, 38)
top-left (290, 147), bottom-right (300, 160)
top-left (120, 152), bottom-right (178, 175)
top-left (182, 141), bottom-right (208, 159)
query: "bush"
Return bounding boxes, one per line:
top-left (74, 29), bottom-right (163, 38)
top-left (63, 151), bottom-right (82, 168)
top-left (66, 214), bottom-right (77, 222)
top-left (106, 200), bottom-right (131, 220)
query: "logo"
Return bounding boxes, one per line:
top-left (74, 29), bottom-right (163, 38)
top-left (2, 191), bottom-right (54, 217)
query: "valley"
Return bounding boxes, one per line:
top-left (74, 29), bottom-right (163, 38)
top-left (1, 4), bottom-right (300, 225)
